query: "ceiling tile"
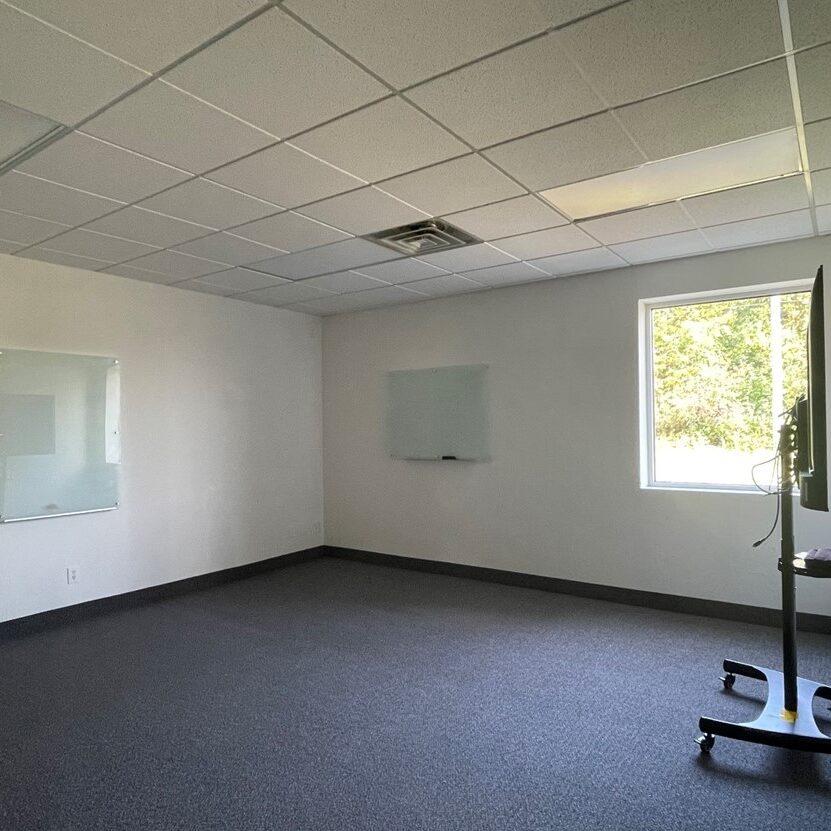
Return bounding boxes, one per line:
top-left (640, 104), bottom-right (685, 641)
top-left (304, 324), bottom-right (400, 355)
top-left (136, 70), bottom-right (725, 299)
top-left (701, 210), bottom-right (814, 250)
top-left (540, 0), bottom-right (622, 27)
top-left (189, 267), bottom-right (289, 293)
top-left (172, 232), bottom-right (285, 266)
top-left (0, 239), bottom-right (21, 254)
top-left (616, 60), bottom-right (794, 161)
top-left (83, 81), bottom-right (274, 173)
top-left (174, 279), bottom-right (237, 297)
top-left (528, 247), bottom-right (628, 275)
top-left (796, 44), bottom-right (831, 124)
top-left (578, 203), bottom-right (694, 244)
top-left (136, 178), bottom-right (281, 229)
top-left (250, 238), bottom-right (401, 279)
top-left (207, 143), bottom-right (364, 208)
top-left (560, 0), bottom-right (784, 107)
top-left (609, 229), bottom-right (712, 263)
top-left (402, 274), bottom-right (486, 296)
top-left (10, 0), bottom-right (264, 73)
top-left (813, 169), bottom-right (831, 206)
top-left (0, 171), bottom-right (124, 225)
top-left (492, 225), bottom-right (598, 259)
top-left (283, 0), bottom-right (550, 89)
top-left (0, 4), bottom-right (146, 125)
top-left (408, 35), bottom-right (603, 148)
top-left (296, 187), bottom-right (427, 235)
top-left (18, 132), bottom-right (189, 202)
top-left (788, 0), bottom-right (831, 49)
top-left (682, 176), bottom-right (810, 226)
top-left (417, 243), bottom-right (516, 272)
top-left (291, 97), bottom-right (467, 182)
top-left (336, 284), bottom-right (429, 307)
top-left (356, 258), bottom-right (448, 284)
top-left (443, 196), bottom-right (567, 241)
top-left (100, 262), bottom-right (179, 284)
top-left (283, 294), bottom-right (382, 315)
top-left (20, 247), bottom-right (111, 271)
top-left (231, 211), bottom-right (350, 252)
top-left (483, 113), bottom-right (644, 192)
top-left (461, 261), bottom-right (551, 286)
top-left (241, 281), bottom-right (337, 307)
top-left (378, 155), bottom-right (524, 216)
top-left (805, 119), bottom-right (831, 170)
top-left (166, 8), bottom-right (387, 137)
top-left (817, 204), bottom-right (831, 234)
top-left (302, 271), bottom-right (391, 294)
top-left (123, 249), bottom-right (228, 278)
top-left (0, 100), bottom-right (60, 164)
top-left (38, 228), bottom-right (157, 262)
top-left (84, 206), bottom-right (212, 247)
top-left (0, 209), bottom-right (69, 245)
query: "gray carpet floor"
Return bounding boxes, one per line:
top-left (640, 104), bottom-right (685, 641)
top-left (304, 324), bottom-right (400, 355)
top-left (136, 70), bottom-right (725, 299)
top-left (1, 556), bottom-right (830, 830)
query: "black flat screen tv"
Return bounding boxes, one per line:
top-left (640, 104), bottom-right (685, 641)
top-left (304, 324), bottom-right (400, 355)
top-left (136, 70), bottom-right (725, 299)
top-left (797, 266), bottom-right (827, 512)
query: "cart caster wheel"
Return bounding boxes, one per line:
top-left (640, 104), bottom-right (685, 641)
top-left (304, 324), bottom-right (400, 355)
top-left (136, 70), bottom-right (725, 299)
top-left (721, 673), bottom-right (736, 690)
top-left (696, 733), bottom-right (715, 754)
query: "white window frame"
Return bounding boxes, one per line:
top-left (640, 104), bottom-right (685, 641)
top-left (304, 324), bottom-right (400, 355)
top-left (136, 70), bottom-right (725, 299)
top-left (639, 279), bottom-right (813, 493)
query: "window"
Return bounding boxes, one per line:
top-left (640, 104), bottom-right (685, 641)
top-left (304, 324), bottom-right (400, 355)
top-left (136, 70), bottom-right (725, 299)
top-left (641, 285), bottom-right (811, 490)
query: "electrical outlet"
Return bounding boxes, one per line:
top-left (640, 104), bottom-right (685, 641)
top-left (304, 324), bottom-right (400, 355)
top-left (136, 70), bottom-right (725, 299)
top-left (66, 567), bottom-right (79, 585)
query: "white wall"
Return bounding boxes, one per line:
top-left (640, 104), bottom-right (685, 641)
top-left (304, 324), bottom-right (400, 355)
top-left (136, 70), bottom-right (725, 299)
top-left (0, 254), bottom-right (323, 622)
top-left (322, 235), bottom-right (831, 616)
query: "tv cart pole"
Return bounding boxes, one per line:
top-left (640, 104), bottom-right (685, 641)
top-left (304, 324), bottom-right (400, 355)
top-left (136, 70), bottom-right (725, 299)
top-left (696, 414), bottom-right (831, 754)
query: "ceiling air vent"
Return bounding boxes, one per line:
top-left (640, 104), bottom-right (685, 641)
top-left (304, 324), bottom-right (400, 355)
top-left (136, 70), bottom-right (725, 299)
top-left (365, 219), bottom-right (481, 256)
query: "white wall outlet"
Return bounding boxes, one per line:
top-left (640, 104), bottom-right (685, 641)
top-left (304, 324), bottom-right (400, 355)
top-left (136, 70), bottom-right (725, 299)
top-left (66, 567), bottom-right (79, 585)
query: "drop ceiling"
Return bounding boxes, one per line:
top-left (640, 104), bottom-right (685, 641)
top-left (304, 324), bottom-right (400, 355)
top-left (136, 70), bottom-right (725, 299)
top-left (0, 0), bottom-right (829, 316)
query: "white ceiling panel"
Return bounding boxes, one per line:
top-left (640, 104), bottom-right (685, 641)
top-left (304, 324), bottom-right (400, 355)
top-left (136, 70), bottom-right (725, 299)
top-left (609, 229), bottom-right (712, 263)
top-left (356, 258), bottom-right (448, 284)
top-left (682, 176), bottom-right (810, 226)
top-left (38, 228), bottom-right (158, 263)
top-left (187, 267), bottom-right (289, 294)
top-left (559, 0), bottom-right (784, 107)
top-left (408, 35), bottom-right (603, 148)
top-left (403, 274), bottom-right (485, 296)
top-left (443, 196), bottom-right (567, 241)
top-left (136, 178), bottom-right (281, 229)
top-left (100, 262), bottom-right (180, 284)
top-left (231, 211), bottom-right (350, 252)
top-left (166, 8), bottom-right (387, 138)
top-left (283, 0), bottom-right (550, 89)
top-left (123, 249), bottom-right (228, 278)
top-left (0, 239), bottom-right (21, 254)
top-left (492, 225), bottom-right (599, 260)
top-left (296, 187), bottom-right (427, 235)
top-left (0, 171), bottom-right (124, 225)
top-left (284, 293), bottom-right (389, 315)
top-left (10, 0), bottom-right (264, 73)
top-left (335, 284), bottom-right (429, 307)
top-left (541, 0), bottom-right (623, 27)
top-left (578, 203), bottom-right (694, 244)
top-left (817, 204), bottom-right (831, 234)
top-left (83, 81), bottom-right (274, 173)
top-left (461, 261), bottom-right (551, 286)
top-left (207, 143), bottom-right (364, 208)
top-left (805, 119), bottom-right (831, 171)
top-left (291, 98), bottom-right (467, 182)
top-left (174, 279), bottom-right (237, 297)
top-left (302, 271), bottom-right (391, 294)
top-left (796, 45), bottom-right (831, 124)
top-left (813, 169), bottom-right (831, 206)
top-left (172, 232), bottom-right (284, 266)
top-left (0, 100), bottom-right (59, 164)
top-left (702, 210), bottom-right (814, 250)
top-left (378, 155), bottom-right (524, 217)
top-left (0, 4), bottom-right (146, 125)
top-left (417, 243), bottom-right (516, 272)
top-left (84, 206), bottom-right (213, 247)
top-left (22, 247), bottom-right (112, 271)
top-left (528, 247), bottom-right (628, 275)
top-left (483, 113), bottom-right (644, 192)
top-left (788, 0), bottom-right (831, 49)
top-left (616, 60), bottom-right (794, 161)
top-left (18, 132), bottom-right (189, 203)
top-left (241, 281), bottom-right (337, 307)
top-left (0, 209), bottom-right (69, 245)
top-left (251, 238), bottom-right (401, 280)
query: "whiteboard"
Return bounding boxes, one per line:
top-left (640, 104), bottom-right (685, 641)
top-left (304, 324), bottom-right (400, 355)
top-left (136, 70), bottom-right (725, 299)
top-left (386, 364), bottom-right (489, 461)
top-left (0, 348), bottom-right (120, 522)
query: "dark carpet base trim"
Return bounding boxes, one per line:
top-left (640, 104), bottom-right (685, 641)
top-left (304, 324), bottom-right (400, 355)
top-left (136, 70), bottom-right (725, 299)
top-left (324, 546), bottom-right (831, 635)
top-left (0, 546), bottom-right (325, 641)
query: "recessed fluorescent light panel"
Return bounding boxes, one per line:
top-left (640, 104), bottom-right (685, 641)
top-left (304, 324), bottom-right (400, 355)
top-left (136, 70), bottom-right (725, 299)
top-left (540, 129), bottom-right (802, 220)
top-left (0, 99), bottom-right (62, 168)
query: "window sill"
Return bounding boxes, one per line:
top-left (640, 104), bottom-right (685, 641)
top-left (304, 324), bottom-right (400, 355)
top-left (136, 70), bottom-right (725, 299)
top-left (641, 483), bottom-right (768, 496)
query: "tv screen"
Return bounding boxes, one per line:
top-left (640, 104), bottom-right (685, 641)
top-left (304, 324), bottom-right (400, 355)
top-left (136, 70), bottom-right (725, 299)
top-left (797, 266), bottom-right (827, 512)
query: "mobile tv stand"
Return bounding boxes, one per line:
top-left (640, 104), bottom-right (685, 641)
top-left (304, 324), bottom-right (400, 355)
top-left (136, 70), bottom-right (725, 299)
top-left (696, 417), bottom-right (831, 755)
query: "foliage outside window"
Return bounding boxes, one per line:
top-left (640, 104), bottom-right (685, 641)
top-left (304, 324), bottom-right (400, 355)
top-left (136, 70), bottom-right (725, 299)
top-left (646, 289), bottom-right (810, 489)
